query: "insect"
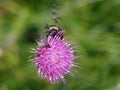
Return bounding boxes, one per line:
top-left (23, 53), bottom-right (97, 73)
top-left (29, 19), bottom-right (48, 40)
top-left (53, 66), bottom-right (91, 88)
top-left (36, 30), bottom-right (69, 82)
top-left (45, 24), bottom-right (63, 40)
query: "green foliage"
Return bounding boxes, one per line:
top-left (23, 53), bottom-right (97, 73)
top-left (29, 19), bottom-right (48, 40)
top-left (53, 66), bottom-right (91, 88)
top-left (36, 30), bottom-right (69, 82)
top-left (0, 0), bottom-right (120, 90)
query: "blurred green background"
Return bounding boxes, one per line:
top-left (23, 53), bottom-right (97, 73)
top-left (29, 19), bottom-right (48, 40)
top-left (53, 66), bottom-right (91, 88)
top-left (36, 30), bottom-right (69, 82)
top-left (0, 0), bottom-right (120, 90)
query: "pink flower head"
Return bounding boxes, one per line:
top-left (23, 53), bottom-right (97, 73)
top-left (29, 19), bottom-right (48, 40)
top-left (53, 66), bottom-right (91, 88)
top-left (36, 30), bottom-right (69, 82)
top-left (33, 31), bottom-right (78, 84)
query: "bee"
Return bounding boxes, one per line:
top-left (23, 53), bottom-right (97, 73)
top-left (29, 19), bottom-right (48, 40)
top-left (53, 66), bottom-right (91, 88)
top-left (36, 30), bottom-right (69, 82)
top-left (42, 24), bottom-right (63, 48)
top-left (45, 24), bottom-right (63, 40)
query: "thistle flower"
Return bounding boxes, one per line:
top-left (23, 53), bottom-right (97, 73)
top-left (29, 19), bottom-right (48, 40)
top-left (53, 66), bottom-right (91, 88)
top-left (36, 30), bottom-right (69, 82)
top-left (33, 31), bottom-right (79, 84)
